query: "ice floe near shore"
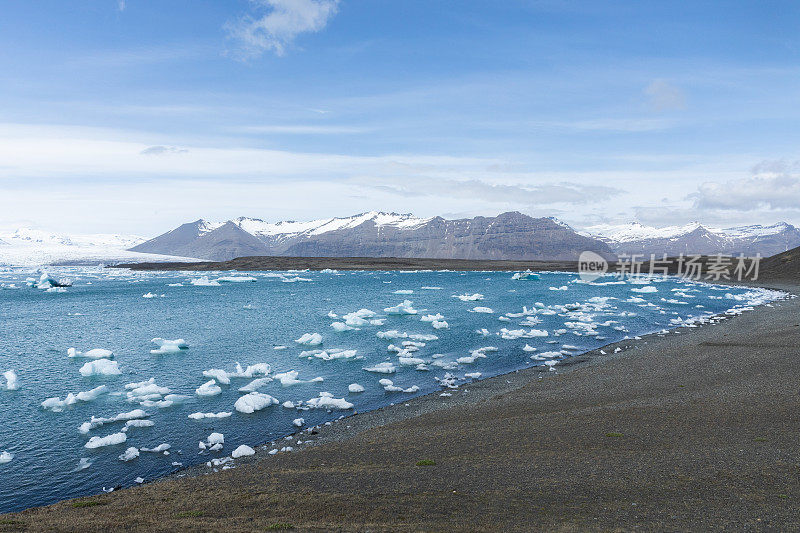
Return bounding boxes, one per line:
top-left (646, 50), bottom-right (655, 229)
top-left (234, 392), bottom-right (279, 413)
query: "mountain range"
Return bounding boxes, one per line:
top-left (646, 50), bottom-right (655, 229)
top-left (583, 221), bottom-right (800, 258)
top-left (130, 211), bottom-right (614, 262)
top-left (4, 213), bottom-right (798, 266)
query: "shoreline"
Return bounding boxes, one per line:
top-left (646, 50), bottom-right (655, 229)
top-left (4, 277), bottom-right (798, 531)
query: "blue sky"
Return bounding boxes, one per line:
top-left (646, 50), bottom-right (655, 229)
top-left (1, 0), bottom-right (800, 234)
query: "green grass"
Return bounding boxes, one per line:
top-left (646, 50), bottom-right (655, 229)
top-left (416, 459), bottom-right (436, 466)
top-left (71, 500), bottom-right (106, 508)
top-left (267, 524), bottom-right (295, 530)
top-left (605, 432), bottom-right (624, 438)
top-left (175, 511), bottom-right (205, 518)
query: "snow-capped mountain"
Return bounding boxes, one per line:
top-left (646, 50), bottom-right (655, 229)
top-left (132, 211), bottom-right (614, 261)
top-left (583, 221), bottom-right (800, 257)
top-left (0, 228), bottom-right (201, 267)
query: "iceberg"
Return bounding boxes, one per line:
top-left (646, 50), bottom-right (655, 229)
top-left (363, 362), bottom-right (397, 374)
top-left (150, 338), bottom-right (189, 355)
top-left (295, 332), bottom-right (323, 346)
top-left (68, 348), bottom-right (114, 359)
top-left (231, 445), bottom-right (255, 458)
top-left (306, 392), bottom-right (354, 410)
top-left (79, 359), bottom-right (121, 377)
top-left (384, 300), bottom-right (418, 315)
top-left (196, 380), bottom-right (222, 397)
top-left (234, 392), bottom-right (279, 414)
top-left (3, 370), bottom-right (19, 391)
top-left (85, 431), bottom-right (127, 449)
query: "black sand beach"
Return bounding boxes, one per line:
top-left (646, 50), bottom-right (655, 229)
top-left (3, 268), bottom-right (799, 531)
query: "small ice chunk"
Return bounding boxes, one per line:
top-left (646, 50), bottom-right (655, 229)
top-left (0, 451), bottom-right (13, 464)
top-left (196, 380), bottom-right (222, 397)
top-left (3, 370), bottom-right (19, 390)
top-left (119, 447), bottom-right (139, 461)
top-left (79, 359), bottom-right (121, 377)
top-left (470, 306), bottom-right (494, 314)
top-left (140, 443), bottom-right (171, 453)
top-left (68, 348), bottom-right (114, 359)
top-left (231, 445), bottom-right (255, 458)
top-left (384, 300), bottom-right (418, 315)
top-left (85, 431), bottom-right (127, 449)
top-left (202, 369), bottom-right (231, 385)
top-left (453, 293), bottom-right (484, 301)
top-left (188, 411), bottom-right (232, 420)
top-left (363, 362), bottom-right (397, 374)
top-left (150, 338), bottom-right (189, 355)
top-left (306, 392), bottom-right (354, 410)
top-left (292, 418), bottom-right (305, 427)
top-left (348, 383), bottom-right (365, 393)
top-left (190, 276), bottom-right (220, 286)
top-left (234, 392), bottom-right (279, 414)
top-left (295, 333), bottom-right (323, 346)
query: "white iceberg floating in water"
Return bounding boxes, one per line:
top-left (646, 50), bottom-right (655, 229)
top-left (384, 300), bottom-right (418, 315)
top-left (378, 379), bottom-right (419, 393)
top-left (363, 362), bottom-right (397, 374)
top-left (273, 370), bottom-right (321, 386)
top-left (3, 370), bottom-right (19, 391)
top-left (217, 276), bottom-right (257, 283)
top-left (196, 380), bottom-right (222, 397)
top-left (68, 348), bottom-right (114, 359)
top-left (292, 418), bottom-right (305, 427)
top-left (190, 276), bottom-right (220, 286)
top-left (188, 411), bottom-right (232, 420)
top-left (299, 349), bottom-right (358, 361)
top-left (631, 285), bottom-right (657, 293)
top-left (85, 431), bottom-right (127, 449)
top-left (79, 359), bottom-right (121, 377)
top-left (150, 338), bottom-right (189, 355)
top-left (199, 432), bottom-right (225, 451)
top-left (348, 383), bottom-right (365, 393)
top-left (453, 293), bottom-right (483, 301)
top-left (234, 392), bottom-right (279, 414)
top-left (118, 447), bottom-right (139, 461)
top-left (0, 451), bottom-right (13, 464)
top-left (295, 332), bottom-right (323, 346)
top-left (41, 385), bottom-right (108, 412)
top-left (78, 409), bottom-right (149, 434)
top-left (470, 306), bottom-right (494, 314)
top-left (306, 392), bottom-right (354, 410)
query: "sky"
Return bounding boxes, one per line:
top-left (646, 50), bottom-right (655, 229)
top-left (1, 0), bottom-right (800, 236)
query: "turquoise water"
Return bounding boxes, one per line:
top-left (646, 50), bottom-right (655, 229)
top-left (0, 268), bottom-right (778, 512)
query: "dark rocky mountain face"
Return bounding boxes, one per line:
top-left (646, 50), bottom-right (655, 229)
top-left (131, 220), bottom-right (270, 261)
top-left (130, 211), bottom-right (614, 261)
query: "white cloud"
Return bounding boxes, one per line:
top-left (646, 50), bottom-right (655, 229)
top-left (140, 145), bottom-right (189, 155)
top-left (644, 79), bottom-right (686, 111)
top-left (368, 178), bottom-right (621, 206)
top-left (227, 0), bottom-right (339, 57)
top-left (691, 171), bottom-right (800, 211)
top-left (118, 0), bottom-right (126, 12)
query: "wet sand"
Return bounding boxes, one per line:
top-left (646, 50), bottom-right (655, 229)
top-left (3, 280), bottom-right (799, 532)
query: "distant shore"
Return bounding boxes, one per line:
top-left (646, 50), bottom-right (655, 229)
top-left (5, 277), bottom-right (798, 531)
top-left (113, 255), bottom-right (584, 272)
